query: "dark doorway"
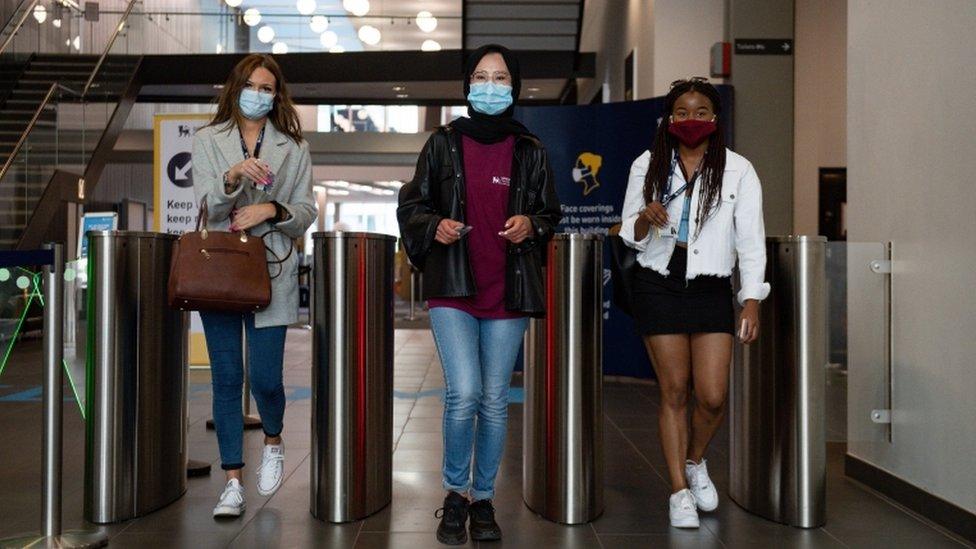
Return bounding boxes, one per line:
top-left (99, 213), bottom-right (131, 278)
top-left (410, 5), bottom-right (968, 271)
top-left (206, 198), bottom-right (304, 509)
top-left (819, 167), bottom-right (846, 241)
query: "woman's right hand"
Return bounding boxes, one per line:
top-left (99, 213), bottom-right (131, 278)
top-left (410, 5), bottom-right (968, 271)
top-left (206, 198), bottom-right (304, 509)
top-left (435, 219), bottom-right (465, 245)
top-left (229, 157), bottom-right (272, 185)
top-left (640, 201), bottom-right (670, 228)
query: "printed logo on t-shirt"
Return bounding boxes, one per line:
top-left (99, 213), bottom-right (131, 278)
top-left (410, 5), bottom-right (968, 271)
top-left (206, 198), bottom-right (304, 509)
top-left (491, 176), bottom-right (511, 187)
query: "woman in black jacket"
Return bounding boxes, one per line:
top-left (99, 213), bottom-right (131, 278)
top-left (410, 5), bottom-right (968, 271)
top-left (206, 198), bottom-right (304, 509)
top-left (397, 44), bottom-right (561, 546)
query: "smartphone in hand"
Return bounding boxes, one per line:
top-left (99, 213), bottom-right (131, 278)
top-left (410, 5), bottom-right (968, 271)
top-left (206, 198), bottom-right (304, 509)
top-left (457, 225), bottom-right (474, 238)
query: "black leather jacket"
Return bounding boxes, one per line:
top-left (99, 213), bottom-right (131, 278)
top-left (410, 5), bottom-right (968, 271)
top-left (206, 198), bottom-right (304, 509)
top-left (397, 126), bottom-right (562, 317)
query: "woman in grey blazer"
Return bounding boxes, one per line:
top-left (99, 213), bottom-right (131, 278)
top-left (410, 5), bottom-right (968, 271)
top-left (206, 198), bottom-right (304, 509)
top-left (191, 53), bottom-right (315, 519)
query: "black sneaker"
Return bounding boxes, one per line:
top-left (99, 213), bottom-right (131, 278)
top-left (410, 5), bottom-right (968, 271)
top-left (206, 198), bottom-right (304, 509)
top-left (435, 491), bottom-right (469, 545)
top-left (469, 499), bottom-right (502, 541)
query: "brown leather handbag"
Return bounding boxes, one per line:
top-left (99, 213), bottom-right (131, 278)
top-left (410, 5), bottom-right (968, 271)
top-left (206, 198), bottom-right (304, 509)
top-left (168, 200), bottom-right (272, 312)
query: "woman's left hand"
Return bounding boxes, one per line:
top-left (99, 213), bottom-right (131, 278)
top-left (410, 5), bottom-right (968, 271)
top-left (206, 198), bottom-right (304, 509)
top-left (231, 203), bottom-right (276, 231)
top-left (738, 300), bottom-right (761, 344)
top-left (499, 215), bottom-right (533, 244)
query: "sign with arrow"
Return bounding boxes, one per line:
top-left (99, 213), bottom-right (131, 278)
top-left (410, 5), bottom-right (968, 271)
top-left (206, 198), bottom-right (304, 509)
top-left (153, 113), bottom-right (212, 366)
top-left (734, 39), bottom-right (793, 55)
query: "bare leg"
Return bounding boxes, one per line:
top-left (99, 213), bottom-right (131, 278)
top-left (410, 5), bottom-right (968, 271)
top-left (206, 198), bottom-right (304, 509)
top-left (643, 334), bottom-right (693, 493)
top-left (687, 333), bottom-right (734, 463)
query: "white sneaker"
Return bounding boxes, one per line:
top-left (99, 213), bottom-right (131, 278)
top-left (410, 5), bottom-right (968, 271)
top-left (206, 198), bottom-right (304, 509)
top-left (213, 479), bottom-right (246, 518)
top-left (256, 443), bottom-right (285, 496)
top-left (685, 459), bottom-right (719, 512)
top-left (669, 489), bottom-right (700, 528)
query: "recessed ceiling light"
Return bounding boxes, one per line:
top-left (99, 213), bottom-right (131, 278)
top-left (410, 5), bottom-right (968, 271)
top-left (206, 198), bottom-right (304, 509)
top-left (320, 30), bottom-right (338, 48)
top-left (225, 0), bottom-right (243, 7)
top-left (416, 11), bottom-right (437, 33)
top-left (296, 0), bottom-right (316, 16)
top-left (310, 15), bottom-right (329, 33)
top-left (243, 8), bottom-right (261, 27)
top-left (358, 25), bottom-right (381, 46)
top-left (392, 86), bottom-right (406, 92)
top-left (330, 45), bottom-right (345, 53)
top-left (213, 84), bottom-right (225, 89)
top-left (396, 93), bottom-right (409, 99)
top-left (421, 39), bottom-right (441, 52)
top-left (272, 41), bottom-right (288, 54)
top-left (343, 0), bottom-right (370, 17)
top-left (527, 87), bottom-right (541, 92)
top-left (257, 25), bottom-right (275, 44)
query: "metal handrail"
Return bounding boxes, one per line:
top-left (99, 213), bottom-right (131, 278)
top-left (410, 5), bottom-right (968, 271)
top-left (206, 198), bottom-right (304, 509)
top-left (82, 0), bottom-right (138, 97)
top-left (0, 0), bottom-right (39, 57)
top-left (0, 82), bottom-right (78, 182)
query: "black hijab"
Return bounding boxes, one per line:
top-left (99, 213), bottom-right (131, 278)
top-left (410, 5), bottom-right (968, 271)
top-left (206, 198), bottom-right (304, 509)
top-left (449, 44), bottom-right (530, 144)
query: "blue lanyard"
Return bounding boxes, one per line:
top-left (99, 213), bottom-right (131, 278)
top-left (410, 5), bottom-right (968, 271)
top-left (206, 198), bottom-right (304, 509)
top-left (661, 154), bottom-right (703, 207)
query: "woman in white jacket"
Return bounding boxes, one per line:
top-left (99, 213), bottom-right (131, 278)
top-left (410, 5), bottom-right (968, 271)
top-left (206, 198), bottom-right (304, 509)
top-left (618, 78), bottom-right (769, 528)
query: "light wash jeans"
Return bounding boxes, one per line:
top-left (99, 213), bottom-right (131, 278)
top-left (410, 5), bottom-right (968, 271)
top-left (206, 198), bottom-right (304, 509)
top-left (429, 307), bottom-right (529, 501)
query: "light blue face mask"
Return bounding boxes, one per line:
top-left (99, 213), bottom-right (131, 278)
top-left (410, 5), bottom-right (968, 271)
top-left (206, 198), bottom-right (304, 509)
top-left (239, 88), bottom-right (274, 120)
top-left (467, 82), bottom-right (514, 116)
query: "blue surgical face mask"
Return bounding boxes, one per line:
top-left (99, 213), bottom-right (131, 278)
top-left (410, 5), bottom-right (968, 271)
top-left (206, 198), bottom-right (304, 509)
top-left (467, 82), bottom-right (514, 116)
top-left (239, 88), bottom-right (274, 120)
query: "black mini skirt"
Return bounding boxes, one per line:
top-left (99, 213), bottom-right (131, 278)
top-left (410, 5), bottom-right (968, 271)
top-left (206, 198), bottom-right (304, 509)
top-left (631, 246), bottom-right (735, 336)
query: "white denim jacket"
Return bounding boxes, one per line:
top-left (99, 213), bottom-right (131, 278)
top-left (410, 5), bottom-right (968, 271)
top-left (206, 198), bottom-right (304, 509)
top-left (618, 149), bottom-right (770, 305)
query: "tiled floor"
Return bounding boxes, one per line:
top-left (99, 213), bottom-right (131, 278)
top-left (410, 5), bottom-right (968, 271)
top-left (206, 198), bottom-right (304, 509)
top-left (0, 329), bottom-right (970, 548)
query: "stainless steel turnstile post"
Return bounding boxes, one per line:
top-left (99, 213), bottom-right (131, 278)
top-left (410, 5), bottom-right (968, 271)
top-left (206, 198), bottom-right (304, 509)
top-left (310, 232), bottom-right (395, 523)
top-left (85, 232), bottom-right (189, 524)
top-left (0, 243), bottom-right (108, 548)
top-left (523, 234), bottom-right (604, 524)
top-left (730, 235), bottom-right (828, 528)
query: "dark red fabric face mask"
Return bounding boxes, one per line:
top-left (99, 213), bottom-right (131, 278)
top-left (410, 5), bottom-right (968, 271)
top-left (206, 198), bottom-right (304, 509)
top-left (668, 119), bottom-right (717, 147)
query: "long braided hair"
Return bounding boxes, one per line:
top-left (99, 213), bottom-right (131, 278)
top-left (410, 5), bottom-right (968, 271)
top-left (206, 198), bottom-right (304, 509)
top-left (643, 79), bottom-right (727, 240)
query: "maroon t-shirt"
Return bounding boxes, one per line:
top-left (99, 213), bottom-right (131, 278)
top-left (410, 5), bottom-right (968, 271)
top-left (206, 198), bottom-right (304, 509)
top-left (428, 134), bottom-right (523, 319)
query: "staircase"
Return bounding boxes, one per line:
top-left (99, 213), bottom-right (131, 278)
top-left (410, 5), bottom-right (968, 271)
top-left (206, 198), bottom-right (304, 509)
top-left (0, 53), bottom-right (141, 249)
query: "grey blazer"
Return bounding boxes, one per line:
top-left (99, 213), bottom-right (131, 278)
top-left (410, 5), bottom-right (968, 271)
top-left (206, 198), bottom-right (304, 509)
top-left (192, 121), bottom-right (316, 328)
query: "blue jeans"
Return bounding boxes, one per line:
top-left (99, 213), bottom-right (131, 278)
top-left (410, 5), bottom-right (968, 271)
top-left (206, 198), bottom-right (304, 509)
top-left (200, 311), bottom-right (287, 471)
top-left (429, 307), bottom-right (529, 501)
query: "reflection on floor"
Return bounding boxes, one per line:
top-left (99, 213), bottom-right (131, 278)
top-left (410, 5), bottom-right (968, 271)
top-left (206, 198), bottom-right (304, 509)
top-left (0, 330), bottom-right (969, 548)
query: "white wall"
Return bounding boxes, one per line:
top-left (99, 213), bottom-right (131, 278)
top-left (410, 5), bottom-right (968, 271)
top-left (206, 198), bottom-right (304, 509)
top-left (847, 0), bottom-right (976, 513)
top-left (794, 0), bottom-right (846, 235)
top-left (579, 0), bottom-right (725, 103)
top-left (578, 0), bottom-right (654, 103)
top-left (651, 0), bottom-right (726, 96)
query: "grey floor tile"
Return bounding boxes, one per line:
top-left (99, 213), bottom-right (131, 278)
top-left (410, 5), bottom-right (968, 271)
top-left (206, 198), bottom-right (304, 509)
top-left (598, 532), bottom-right (725, 549)
top-left (354, 531), bottom-right (475, 548)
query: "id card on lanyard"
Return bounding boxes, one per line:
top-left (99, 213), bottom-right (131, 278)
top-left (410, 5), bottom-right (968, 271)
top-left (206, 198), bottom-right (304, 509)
top-left (239, 125), bottom-right (275, 191)
top-left (657, 154), bottom-right (703, 239)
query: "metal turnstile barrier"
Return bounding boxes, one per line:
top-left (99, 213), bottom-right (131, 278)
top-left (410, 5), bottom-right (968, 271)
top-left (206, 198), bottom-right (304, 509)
top-left (523, 234), bottom-right (604, 524)
top-left (730, 235), bottom-right (828, 528)
top-left (310, 232), bottom-right (395, 523)
top-left (85, 231), bottom-right (189, 524)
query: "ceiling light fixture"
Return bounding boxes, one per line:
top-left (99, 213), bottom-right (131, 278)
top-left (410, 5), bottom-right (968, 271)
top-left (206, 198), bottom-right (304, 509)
top-left (320, 30), bottom-right (338, 48)
top-left (72, 36), bottom-right (80, 50)
top-left (416, 11), bottom-right (437, 33)
top-left (243, 8), bottom-right (261, 27)
top-left (358, 25), bottom-right (381, 46)
top-left (272, 41), bottom-right (288, 54)
top-left (296, 0), bottom-right (316, 16)
top-left (329, 45), bottom-right (345, 53)
top-left (225, 0), bottom-right (243, 7)
top-left (343, 0), bottom-right (370, 17)
top-left (52, 18), bottom-right (61, 28)
top-left (257, 25), bottom-right (275, 43)
top-left (216, 43), bottom-right (224, 53)
top-left (33, 5), bottom-right (47, 23)
top-left (396, 93), bottom-right (409, 99)
top-left (310, 15), bottom-right (329, 33)
top-left (392, 86), bottom-right (406, 92)
top-left (421, 39), bottom-right (441, 52)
